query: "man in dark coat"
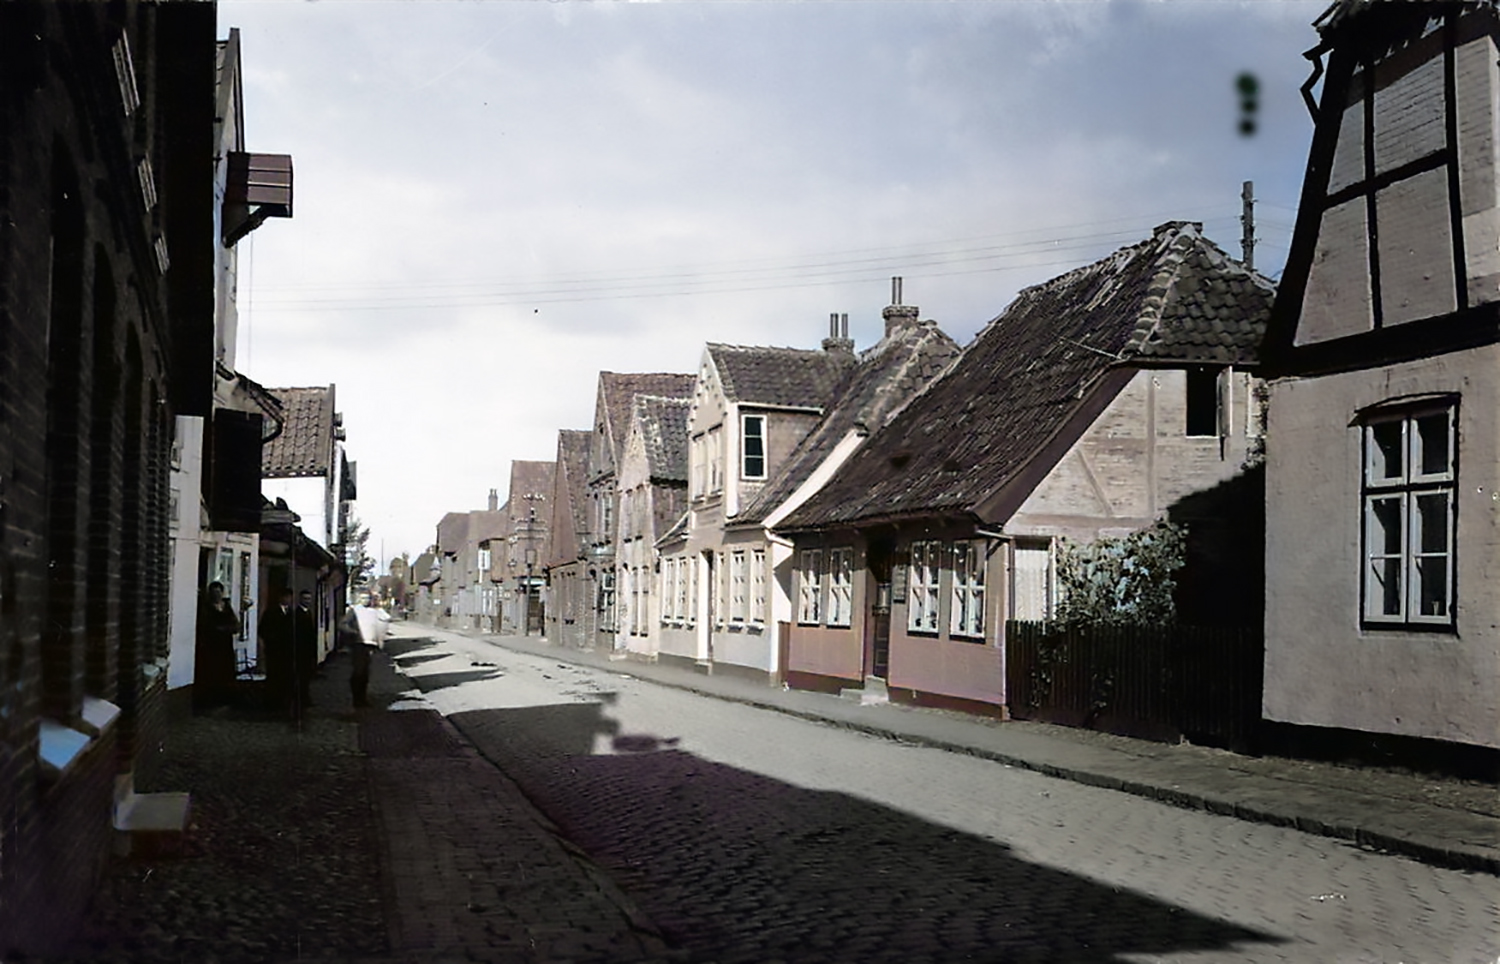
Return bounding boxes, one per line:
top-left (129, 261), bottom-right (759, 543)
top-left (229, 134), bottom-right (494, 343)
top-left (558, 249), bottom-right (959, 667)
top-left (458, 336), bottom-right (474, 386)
top-left (292, 590), bottom-right (319, 717)
top-left (258, 588), bottom-right (296, 716)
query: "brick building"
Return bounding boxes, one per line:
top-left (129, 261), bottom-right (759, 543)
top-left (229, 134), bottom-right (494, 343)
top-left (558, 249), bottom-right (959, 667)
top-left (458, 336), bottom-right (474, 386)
top-left (0, 2), bottom-right (225, 952)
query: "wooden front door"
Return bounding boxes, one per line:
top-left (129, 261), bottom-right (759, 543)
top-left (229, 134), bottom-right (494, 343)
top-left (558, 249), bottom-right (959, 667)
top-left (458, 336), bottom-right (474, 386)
top-left (866, 539), bottom-right (894, 680)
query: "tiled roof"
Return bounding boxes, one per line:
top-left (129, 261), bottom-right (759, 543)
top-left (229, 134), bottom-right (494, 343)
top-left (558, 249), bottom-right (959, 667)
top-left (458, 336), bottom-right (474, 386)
top-left (547, 429), bottom-right (592, 567)
top-left (262, 386), bottom-right (334, 477)
top-left (600, 372), bottom-right (695, 451)
top-left (632, 395), bottom-right (692, 483)
top-left (779, 222), bottom-right (1274, 530)
top-left (735, 321), bottom-right (962, 525)
top-left (436, 512), bottom-right (470, 554)
top-left (707, 344), bottom-right (855, 409)
top-left (467, 510), bottom-right (507, 544)
top-left (507, 460), bottom-right (556, 514)
top-left (656, 508), bottom-right (691, 549)
top-left (1126, 237), bottom-right (1275, 365)
top-left (412, 551), bottom-right (439, 586)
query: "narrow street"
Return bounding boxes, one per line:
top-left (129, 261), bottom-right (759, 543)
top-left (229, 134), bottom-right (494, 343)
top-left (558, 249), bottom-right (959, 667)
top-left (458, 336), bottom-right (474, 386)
top-left (387, 625), bottom-right (1499, 964)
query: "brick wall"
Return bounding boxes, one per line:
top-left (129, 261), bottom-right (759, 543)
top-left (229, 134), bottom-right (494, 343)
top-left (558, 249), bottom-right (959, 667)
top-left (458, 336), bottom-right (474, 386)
top-left (0, 2), bottom-right (210, 953)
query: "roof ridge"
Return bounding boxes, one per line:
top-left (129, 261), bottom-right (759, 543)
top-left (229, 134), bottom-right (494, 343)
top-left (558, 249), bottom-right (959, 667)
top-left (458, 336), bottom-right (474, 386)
top-left (1122, 223), bottom-right (1202, 358)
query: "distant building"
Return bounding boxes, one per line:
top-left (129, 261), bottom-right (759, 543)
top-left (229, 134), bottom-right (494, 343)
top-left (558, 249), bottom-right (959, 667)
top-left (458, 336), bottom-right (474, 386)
top-left (542, 430), bottom-right (592, 646)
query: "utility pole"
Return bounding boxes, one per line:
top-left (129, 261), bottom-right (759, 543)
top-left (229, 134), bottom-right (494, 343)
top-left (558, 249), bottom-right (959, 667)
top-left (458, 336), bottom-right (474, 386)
top-left (1240, 180), bottom-right (1256, 272)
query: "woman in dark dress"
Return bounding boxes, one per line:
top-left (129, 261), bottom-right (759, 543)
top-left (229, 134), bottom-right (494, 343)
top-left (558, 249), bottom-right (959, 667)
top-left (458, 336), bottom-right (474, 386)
top-left (194, 581), bottom-right (241, 712)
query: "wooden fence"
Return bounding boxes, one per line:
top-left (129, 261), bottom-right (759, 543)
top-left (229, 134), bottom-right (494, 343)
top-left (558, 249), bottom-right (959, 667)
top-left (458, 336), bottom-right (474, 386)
top-left (1005, 620), bottom-right (1263, 751)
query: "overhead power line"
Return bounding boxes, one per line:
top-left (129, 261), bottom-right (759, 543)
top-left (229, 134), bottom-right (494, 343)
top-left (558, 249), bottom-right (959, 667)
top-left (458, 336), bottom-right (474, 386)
top-left (249, 209), bottom-right (1271, 313)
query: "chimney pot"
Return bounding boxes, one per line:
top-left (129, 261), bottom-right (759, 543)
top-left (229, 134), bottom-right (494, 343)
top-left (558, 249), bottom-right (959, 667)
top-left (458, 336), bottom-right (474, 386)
top-left (488, 488), bottom-right (499, 511)
top-left (881, 279), bottom-right (919, 338)
top-left (821, 310), bottom-right (855, 356)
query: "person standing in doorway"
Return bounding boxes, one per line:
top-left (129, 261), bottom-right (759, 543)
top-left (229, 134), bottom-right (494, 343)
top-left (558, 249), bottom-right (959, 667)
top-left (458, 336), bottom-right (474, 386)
top-left (194, 581), bottom-right (241, 713)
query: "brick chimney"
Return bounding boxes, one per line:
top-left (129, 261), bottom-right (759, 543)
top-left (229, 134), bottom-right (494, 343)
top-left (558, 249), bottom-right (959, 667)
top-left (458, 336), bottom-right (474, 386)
top-left (488, 488), bottom-right (498, 512)
top-left (821, 312), bottom-right (854, 355)
top-left (882, 276), bottom-right (919, 337)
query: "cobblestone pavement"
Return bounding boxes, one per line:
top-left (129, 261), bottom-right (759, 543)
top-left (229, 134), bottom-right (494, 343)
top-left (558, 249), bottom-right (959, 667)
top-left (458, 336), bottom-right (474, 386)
top-left (40, 667), bottom-right (389, 963)
top-left (27, 642), bottom-right (673, 964)
top-left (397, 625), bottom-right (1500, 964)
top-left (358, 651), bottom-right (674, 963)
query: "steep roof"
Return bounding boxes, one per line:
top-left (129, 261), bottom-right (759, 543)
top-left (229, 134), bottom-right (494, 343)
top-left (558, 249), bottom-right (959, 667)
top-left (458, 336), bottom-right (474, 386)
top-left (600, 372), bottom-right (695, 446)
top-left (507, 459), bottom-right (556, 511)
top-left (734, 321), bottom-right (962, 526)
top-left (467, 510), bottom-right (507, 544)
top-left (435, 511), bottom-right (470, 554)
top-left (547, 429), bottom-right (592, 567)
top-left (632, 394), bottom-right (693, 483)
top-left (262, 386), bottom-right (335, 477)
top-left (779, 222), bottom-right (1274, 531)
top-left (412, 551), bottom-right (439, 586)
top-left (706, 344), bottom-right (855, 409)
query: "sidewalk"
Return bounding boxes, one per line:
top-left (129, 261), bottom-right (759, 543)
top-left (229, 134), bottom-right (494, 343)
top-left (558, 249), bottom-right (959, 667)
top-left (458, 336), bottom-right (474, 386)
top-left (469, 628), bottom-right (1500, 877)
top-left (43, 644), bottom-right (675, 964)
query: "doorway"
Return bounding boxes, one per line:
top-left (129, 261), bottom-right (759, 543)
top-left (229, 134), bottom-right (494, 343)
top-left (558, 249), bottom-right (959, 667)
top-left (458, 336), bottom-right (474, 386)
top-left (866, 538), bottom-right (894, 680)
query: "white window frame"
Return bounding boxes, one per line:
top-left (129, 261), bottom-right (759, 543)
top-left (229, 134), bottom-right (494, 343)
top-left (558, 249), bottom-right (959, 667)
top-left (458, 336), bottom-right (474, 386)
top-left (798, 549), bottom-right (823, 625)
top-left (908, 540), bottom-right (941, 634)
top-left (690, 434), bottom-right (706, 498)
top-left (660, 560), bottom-right (675, 626)
top-left (950, 541), bottom-right (986, 639)
top-left (750, 549), bottom-right (766, 625)
top-left (599, 569), bottom-right (616, 632)
top-left (687, 557), bottom-right (698, 628)
top-left (742, 414), bottom-right (767, 480)
top-left (716, 552), bottom-right (729, 627)
top-left (707, 425), bottom-right (724, 495)
top-left (1361, 403), bottom-right (1456, 627)
top-left (827, 547), bottom-right (853, 628)
top-left (730, 550), bottom-right (748, 623)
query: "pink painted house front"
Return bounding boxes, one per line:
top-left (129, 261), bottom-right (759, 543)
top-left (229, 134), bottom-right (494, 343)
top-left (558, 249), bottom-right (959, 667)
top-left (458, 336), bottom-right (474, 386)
top-left (776, 223), bottom-right (1275, 714)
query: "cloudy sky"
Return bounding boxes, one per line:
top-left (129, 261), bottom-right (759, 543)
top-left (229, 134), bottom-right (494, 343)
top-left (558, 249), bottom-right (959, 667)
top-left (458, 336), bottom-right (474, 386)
top-left (218, 0), bottom-right (1328, 569)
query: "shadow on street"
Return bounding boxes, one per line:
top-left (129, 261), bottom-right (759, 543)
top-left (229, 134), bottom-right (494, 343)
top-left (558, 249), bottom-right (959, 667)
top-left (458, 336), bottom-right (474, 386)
top-left (449, 700), bottom-right (1282, 964)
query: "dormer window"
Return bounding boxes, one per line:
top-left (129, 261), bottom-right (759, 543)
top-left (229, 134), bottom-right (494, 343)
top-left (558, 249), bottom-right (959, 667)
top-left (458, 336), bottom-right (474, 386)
top-left (742, 414), bottom-right (766, 479)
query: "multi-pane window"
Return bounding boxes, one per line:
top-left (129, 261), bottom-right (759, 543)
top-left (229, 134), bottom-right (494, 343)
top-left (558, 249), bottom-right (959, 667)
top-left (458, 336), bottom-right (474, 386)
top-left (599, 570), bottom-right (616, 632)
top-left (687, 557), bottom-right (698, 628)
top-left (742, 414), bottom-right (767, 479)
top-left (827, 547), bottom-right (853, 627)
top-left (908, 541), bottom-right (941, 633)
top-left (660, 560), bottom-right (676, 625)
top-left (730, 551), bottom-right (748, 622)
top-left (1363, 404), bottom-right (1456, 626)
top-left (619, 568), bottom-right (632, 637)
top-left (798, 549), bottom-right (823, 625)
top-left (716, 552), bottom-right (729, 626)
top-left (950, 541), bottom-right (986, 639)
top-left (707, 426), bottom-right (724, 495)
top-left (690, 434), bottom-right (706, 498)
top-left (750, 549), bottom-right (766, 624)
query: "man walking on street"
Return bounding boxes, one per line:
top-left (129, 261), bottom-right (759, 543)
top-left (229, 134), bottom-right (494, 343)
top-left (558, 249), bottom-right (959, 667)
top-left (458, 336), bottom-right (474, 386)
top-left (338, 606), bottom-right (373, 708)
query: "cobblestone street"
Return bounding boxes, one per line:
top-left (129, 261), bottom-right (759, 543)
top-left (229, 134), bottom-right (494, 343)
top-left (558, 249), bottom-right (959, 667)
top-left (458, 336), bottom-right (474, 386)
top-left (400, 626), bottom-right (1500, 964)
